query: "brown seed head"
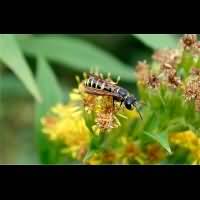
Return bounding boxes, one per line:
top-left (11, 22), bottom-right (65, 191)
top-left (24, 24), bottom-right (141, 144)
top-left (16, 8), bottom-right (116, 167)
top-left (195, 97), bottom-right (200, 112)
top-left (182, 34), bottom-right (197, 49)
top-left (136, 60), bottom-right (150, 85)
top-left (152, 49), bottom-right (180, 66)
top-left (184, 78), bottom-right (200, 102)
top-left (160, 63), bottom-right (181, 89)
top-left (102, 151), bottom-right (116, 163)
top-left (191, 67), bottom-right (200, 77)
top-left (146, 143), bottom-right (166, 162)
top-left (124, 143), bottom-right (140, 158)
top-left (146, 74), bottom-right (160, 89)
top-left (95, 112), bottom-right (118, 132)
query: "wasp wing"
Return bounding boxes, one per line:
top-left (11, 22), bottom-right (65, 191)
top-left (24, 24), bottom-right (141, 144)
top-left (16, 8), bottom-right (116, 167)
top-left (84, 87), bottom-right (122, 101)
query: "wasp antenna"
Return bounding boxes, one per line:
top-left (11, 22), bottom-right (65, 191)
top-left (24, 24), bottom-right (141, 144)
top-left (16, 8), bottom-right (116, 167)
top-left (135, 105), bottom-right (143, 120)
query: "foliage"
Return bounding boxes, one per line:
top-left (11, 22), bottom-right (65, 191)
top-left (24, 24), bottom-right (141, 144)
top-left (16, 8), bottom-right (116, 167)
top-left (4, 34), bottom-right (200, 165)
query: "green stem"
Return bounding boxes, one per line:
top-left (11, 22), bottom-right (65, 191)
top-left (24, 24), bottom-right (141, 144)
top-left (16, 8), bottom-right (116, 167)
top-left (179, 51), bottom-right (194, 78)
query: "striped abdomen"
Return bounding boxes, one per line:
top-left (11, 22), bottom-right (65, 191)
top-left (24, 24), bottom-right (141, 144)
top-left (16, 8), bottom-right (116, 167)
top-left (84, 77), bottom-right (129, 98)
top-left (84, 77), bottom-right (115, 92)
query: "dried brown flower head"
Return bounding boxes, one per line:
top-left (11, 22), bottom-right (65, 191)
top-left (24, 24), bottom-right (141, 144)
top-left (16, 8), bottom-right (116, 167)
top-left (181, 34), bottom-right (198, 49)
top-left (83, 93), bottom-right (96, 112)
top-left (124, 143), bottom-right (140, 158)
top-left (195, 97), bottom-right (200, 112)
top-left (184, 81), bottom-right (199, 101)
top-left (146, 143), bottom-right (166, 162)
top-left (102, 150), bottom-right (117, 163)
top-left (147, 74), bottom-right (160, 89)
top-left (94, 96), bottom-right (121, 133)
top-left (95, 112), bottom-right (118, 132)
top-left (136, 61), bottom-right (161, 89)
top-left (152, 49), bottom-right (181, 66)
top-left (167, 74), bottom-right (182, 89)
top-left (184, 68), bottom-right (200, 111)
top-left (76, 73), bottom-right (126, 134)
top-left (136, 60), bottom-right (150, 85)
top-left (160, 63), bottom-right (181, 89)
top-left (191, 67), bottom-right (200, 77)
top-left (180, 34), bottom-right (200, 56)
top-left (161, 63), bottom-right (176, 73)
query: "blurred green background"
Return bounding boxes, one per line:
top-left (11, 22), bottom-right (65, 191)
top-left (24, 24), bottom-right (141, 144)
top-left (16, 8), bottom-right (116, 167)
top-left (0, 34), bottom-right (181, 164)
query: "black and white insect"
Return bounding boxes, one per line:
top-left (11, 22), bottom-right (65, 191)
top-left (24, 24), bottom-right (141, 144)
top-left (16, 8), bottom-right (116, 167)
top-left (84, 73), bottom-right (143, 120)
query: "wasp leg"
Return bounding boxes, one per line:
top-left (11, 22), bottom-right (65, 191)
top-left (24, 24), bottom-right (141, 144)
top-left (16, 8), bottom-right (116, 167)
top-left (120, 101), bottom-right (123, 107)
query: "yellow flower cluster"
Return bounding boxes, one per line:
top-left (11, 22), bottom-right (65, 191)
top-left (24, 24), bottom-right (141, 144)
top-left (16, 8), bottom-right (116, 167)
top-left (85, 136), bottom-right (167, 165)
top-left (40, 76), bottom-right (143, 164)
top-left (40, 84), bottom-right (167, 164)
top-left (145, 143), bottom-right (166, 164)
top-left (85, 137), bottom-right (143, 165)
top-left (41, 103), bottom-right (90, 160)
top-left (170, 130), bottom-right (200, 164)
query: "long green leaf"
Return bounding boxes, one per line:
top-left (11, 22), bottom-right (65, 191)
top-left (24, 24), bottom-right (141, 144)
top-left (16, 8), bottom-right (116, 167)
top-left (144, 131), bottom-right (172, 154)
top-left (0, 34), bottom-right (41, 101)
top-left (35, 56), bottom-right (63, 164)
top-left (0, 75), bottom-right (29, 98)
top-left (133, 34), bottom-right (177, 49)
top-left (17, 35), bottom-right (135, 82)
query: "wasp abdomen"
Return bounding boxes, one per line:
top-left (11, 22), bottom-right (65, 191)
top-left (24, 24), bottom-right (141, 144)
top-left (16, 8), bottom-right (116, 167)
top-left (85, 78), bottom-right (103, 89)
top-left (104, 87), bottom-right (113, 92)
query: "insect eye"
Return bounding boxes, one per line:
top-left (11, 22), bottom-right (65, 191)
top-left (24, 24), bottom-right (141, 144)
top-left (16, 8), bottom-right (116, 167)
top-left (124, 96), bottom-right (136, 110)
top-left (125, 103), bottom-right (132, 110)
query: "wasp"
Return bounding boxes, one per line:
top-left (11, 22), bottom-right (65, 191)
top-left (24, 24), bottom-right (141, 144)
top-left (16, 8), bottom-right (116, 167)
top-left (84, 73), bottom-right (143, 120)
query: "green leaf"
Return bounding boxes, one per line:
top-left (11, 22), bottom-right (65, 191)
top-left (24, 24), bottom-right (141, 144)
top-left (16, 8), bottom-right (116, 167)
top-left (144, 131), bottom-right (172, 154)
top-left (133, 34), bottom-right (177, 49)
top-left (0, 75), bottom-right (29, 98)
top-left (0, 34), bottom-right (41, 101)
top-left (35, 56), bottom-right (63, 164)
top-left (178, 51), bottom-right (194, 77)
top-left (17, 35), bottom-right (135, 82)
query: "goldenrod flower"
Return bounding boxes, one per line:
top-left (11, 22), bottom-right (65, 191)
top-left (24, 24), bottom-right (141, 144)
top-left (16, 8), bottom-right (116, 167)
top-left (146, 143), bottom-right (166, 163)
top-left (85, 153), bottom-right (102, 165)
top-left (41, 103), bottom-right (90, 160)
top-left (170, 130), bottom-right (200, 163)
top-left (77, 74), bottom-right (128, 134)
top-left (118, 136), bottom-right (145, 164)
top-left (170, 131), bottom-right (198, 147)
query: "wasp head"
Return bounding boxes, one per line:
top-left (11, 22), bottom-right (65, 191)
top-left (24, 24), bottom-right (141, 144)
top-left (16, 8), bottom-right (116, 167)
top-left (124, 96), bottom-right (143, 120)
top-left (124, 96), bottom-right (137, 110)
